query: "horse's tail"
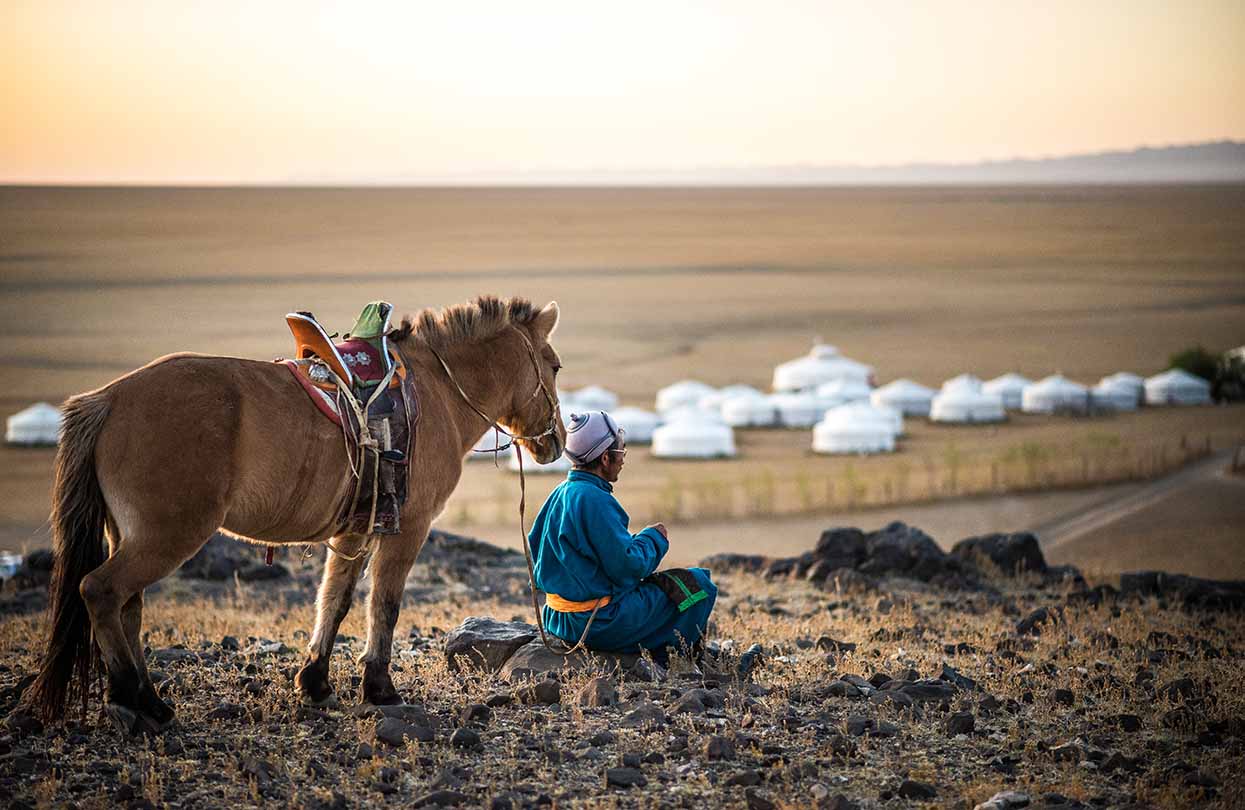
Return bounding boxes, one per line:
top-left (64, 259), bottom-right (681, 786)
top-left (25, 391), bottom-right (112, 723)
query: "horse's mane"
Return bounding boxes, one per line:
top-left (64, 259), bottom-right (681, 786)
top-left (389, 295), bottom-right (540, 349)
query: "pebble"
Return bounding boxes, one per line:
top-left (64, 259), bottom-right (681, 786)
top-left (944, 711), bottom-right (975, 735)
top-left (974, 790), bottom-right (1031, 810)
top-left (449, 727), bottom-right (480, 749)
top-left (703, 735), bottom-right (736, 761)
top-left (620, 701), bottom-right (666, 730)
top-left (588, 730), bottom-right (617, 747)
top-left (375, 717), bottom-right (435, 747)
top-left (897, 779), bottom-right (937, 799)
top-left (576, 677), bottom-right (618, 708)
top-left (605, 767), bottom-right (647, 788)
top-left (459, 703), bottom-right (492, 727)
top-left (745, 787), bottom-right (776, 810)
top-left (413, 789), bottom-right (469, 807)
top-left (725, 769), bottom-right (762, 787)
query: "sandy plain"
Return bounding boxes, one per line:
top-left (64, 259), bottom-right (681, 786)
top-left (2, 185), bottom-right (1243, 570)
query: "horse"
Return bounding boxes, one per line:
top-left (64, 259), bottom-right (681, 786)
top-left (25, 295), bottom-right (567, 733)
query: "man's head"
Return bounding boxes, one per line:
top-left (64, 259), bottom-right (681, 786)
top-left (564, 411), bottom-right (627, 483)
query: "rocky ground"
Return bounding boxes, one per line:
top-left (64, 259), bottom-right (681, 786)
top-left (0, 525), bottom-right (1242, 809)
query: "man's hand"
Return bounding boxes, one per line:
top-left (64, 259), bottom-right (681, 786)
top-left (646, 522), bottom-right (668, 540)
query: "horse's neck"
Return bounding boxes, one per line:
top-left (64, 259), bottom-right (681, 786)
top-left (416, 338), bottom-right (519, 454)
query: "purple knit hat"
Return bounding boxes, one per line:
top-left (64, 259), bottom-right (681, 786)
top-left (563, 411), bottom-right (624, 465)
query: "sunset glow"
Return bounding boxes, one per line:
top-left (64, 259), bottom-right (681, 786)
top-left (4, 0), bottom-right (1243, 183)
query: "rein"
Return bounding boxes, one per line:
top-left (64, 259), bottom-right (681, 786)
top-left (431, 329), bottom-right (602, 657)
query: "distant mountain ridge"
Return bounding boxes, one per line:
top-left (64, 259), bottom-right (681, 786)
top-left (378, 140), bottom-right (1245, 186)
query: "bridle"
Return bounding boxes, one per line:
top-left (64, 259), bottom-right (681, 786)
top-left (429, 326), bottom-right (603, 656)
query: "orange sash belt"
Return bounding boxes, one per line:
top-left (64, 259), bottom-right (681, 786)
top-left (545, 593), bottom-right (611, 613)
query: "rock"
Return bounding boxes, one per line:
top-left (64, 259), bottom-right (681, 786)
top-left (813, 528), bottom-right (868, 570)
top-left (1050, 688), bottom-right (1074, 706)
top-left (944, 711), bottom-right (975, 735)
top-left (824, 680), bottom-right (863, 698)
top-left (178, 532), bottom-right (289, 581)
top-left (1115, 714), bottom-right (1142, 733)
top-left (605, 767), bottom-right (647, 788)
top-left (354, 703), bottom-right (435, 727)
top-left (699, 553), bottom-right (769, 574)
top-left (1160, 677), bottom-right (1196, 702)
top-left (620, 701), bottom-right (666, 730)
top-left (589, 730), bottom-right (617, 747)
top-left (974, 791), bottom-right (1031, 810)
top-left (444, 617), bottom-right (538, 672)
top-left (745, 788), bottom-right (776, 810)
top-left (938, 663), bottom-right (977, 691)
top-left (1118, 571), bottom-right (1245, 611)
top-left (151, 647), bottom-right (198, 665)
top-left (375, 717), bottom-right (435, 747)
top-left (220, 635), bottom-right (240, 651)
top-left (670, 688), bottom-right (724, 715)
top-left (413, 790), bottom-right (470, 807)
top-left (206, 701), bottom-right (245, 720)
top-left (859, 522), bottom-right (946, 577)
top-left (726, 769), bottom-right (762, 787)
top-left (459, 703), bottom-right (492, 727)
top-left (815, 637), bottom-right (857, 653)
top-left (899, 680), bottom-right (958, 702)
top-left (703, 735), bottom-right (736, 760)
top-left (897, 779), bottom-right (937, 799)
top-left (1016, 606), bottom-right (1060, 635)
top-left (820, 796), bottom-right (860, 810)
top-left (816, 567), bottom-right (877, 593)
top-left (517, 679), bottom-right (561, 706)
top-left (951, 533), bottom-right (1047, 575)
top-left (449, 728), bottom-right (480, 748)
top-left (576, 676), bottom-right (617, 708)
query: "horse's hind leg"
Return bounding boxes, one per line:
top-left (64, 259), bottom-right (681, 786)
top-left (81, 532), bottom-right (210, 733)
top-left (360, 522), bottom-right (430, 706)
top-left (296, 535), bottom-right (369, 706)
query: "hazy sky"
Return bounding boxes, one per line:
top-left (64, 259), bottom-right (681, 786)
top-left (4, 0), bottom-right (1243, 183)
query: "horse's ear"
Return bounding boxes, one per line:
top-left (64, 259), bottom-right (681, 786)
top-left (532, 301), bottom-right (560, 340)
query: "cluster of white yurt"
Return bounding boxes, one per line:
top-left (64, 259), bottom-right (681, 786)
top-left (770, 391), bottom-right (826, 428)
top-left (610, 406), bottom-right (661, 444)
top-left (931, 375), bottom-right (1006, 423)
top-left (570, 385), bottom-right (619, 412)
top-left (656, 380), bottom-right (716, 414)
top-left (652, 409), bottom-right (737, 459)
top-left (816, 378), bottom-right (872, 409)
top-left (983, 373), bottom-right (1031, 410)
top-left (698, 384), bottom-right (764, 416)
top-left (1021, 374), bottom-right (1090, 414)
top-left (1144, 369), bottom-right (1212, 406)
top-left (1091, 373), bottom-right (1142, 411)
top-left (5, 403), bottom-right (62, 446)
top-left (813, 402), bottom-right (900, 455)
top-left (772, 342), bottom-right (873, 392)
top-left (870, 379), bottom-right (935, 417)
top-left (720, 389), bottom-right (779, 428)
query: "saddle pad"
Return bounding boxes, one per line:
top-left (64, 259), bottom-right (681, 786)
top-left (334, 338), bottom-right (386, 383)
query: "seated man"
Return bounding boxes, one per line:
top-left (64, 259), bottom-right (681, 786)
top-left (527, 411), bottom-right (717, 665)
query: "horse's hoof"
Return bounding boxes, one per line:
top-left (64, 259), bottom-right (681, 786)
top-left (301, 691), bottom-right (339, 708)
top-left (104, 703), bottom-right (175, 737)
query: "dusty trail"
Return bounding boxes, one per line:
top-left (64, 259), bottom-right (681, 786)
top-left (1035, 448), bottom-right (1240, 548)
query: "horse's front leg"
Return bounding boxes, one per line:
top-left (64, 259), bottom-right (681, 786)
top-left (359, 523), bottom-right (429, 705)
top-left (296, 534), bottom-right (369, 706)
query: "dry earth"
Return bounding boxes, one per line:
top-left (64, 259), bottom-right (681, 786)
top-left (0, 528), bottom-right (1242, 810)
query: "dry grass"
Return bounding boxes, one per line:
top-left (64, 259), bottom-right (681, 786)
top-left (1, 568), bottom-right (1242, 809)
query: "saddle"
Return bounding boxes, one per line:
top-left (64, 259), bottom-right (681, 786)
top-left (278, 301), bottom-right (419, 536)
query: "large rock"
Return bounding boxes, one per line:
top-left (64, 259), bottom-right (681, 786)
top-left (444, 617), bottom-right (538, 672)
top-left (1118, 571), bottom-right (1245, 611)
top-left (178, 532), bottom-right (289, 582)
top-left (699, 553), bottom-right (768, 574)
top-left (813, 528), bottom-right (868, 570)
top-left (498, 638), bottom-right (660, 682)
top-left (859, 522), bottom-right (946, 577)
top-left (951, 533), bottom-right (1047, 575)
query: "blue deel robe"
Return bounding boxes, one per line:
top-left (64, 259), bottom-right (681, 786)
top-left (528, 470), bottom-right (716, 658)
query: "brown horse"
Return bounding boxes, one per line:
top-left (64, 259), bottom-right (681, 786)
top-left (25, 296), bottom-right (566, 732)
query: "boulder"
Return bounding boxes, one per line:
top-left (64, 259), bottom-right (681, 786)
top-left (1119, 571), bottom-right (1245, 611)
top-left (699, 553), bottom-right (769, 574)
top-left (859, 522), bottom-right (946, 577)
top-left (445, 617), bottom-right (538, 673)
top-left (498, 638), bottom-right (660, 683)
top-left (951, 533), bottom-right (1047, 575)
top-left (179, 532), bottom-right (289, 582)
top-left (813, 528), bottom-right (868, 570)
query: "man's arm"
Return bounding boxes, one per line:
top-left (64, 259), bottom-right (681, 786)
top-left (583, 497), bottom-right (669, 589)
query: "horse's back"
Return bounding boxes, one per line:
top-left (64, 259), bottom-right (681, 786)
top-left (94, 353), bottom-right (349, 543)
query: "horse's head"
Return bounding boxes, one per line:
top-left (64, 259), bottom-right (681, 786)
top-left (509, 301), bottom-right (567, 465)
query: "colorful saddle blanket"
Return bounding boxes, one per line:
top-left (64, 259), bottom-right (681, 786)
top-left (278, 302), bottom-right (419, 535)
